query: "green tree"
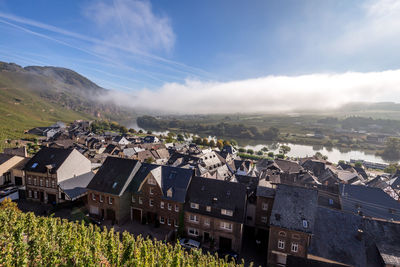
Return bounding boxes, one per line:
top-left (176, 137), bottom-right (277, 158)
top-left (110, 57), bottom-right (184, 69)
top-left (268, 152), bottom-right (274, 158)
top-left (279, 145), bottom-right (291, 155)
top-left (216, 139), bottom-right (224, 150)
top-left (256, 151), bottom-right (263, 156)
top-left (177, 134), bottom-right (184, 142)
top-left (202, 138), bottom-right (209, 146)
top-left (209, 140), bottom-right (216, 147)
top-left (247, 149), bottom-right (254, 155)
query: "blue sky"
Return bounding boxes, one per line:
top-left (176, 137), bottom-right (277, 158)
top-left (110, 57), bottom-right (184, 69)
top-left (1, 0), bottom-right (400, 113)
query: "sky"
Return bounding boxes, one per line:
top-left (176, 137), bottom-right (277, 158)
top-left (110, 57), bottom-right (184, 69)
top-left (1, 0), bottom-right (400, 113)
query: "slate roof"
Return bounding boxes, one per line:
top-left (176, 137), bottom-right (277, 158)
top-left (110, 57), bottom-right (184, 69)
top-left (127, 163), bottom-right (159, 193)
top-left (363, 218), bottom-right (400, 266)
top-left (256, 178), bottom-right (276, 198)
top-left (87, 157), bottom-right (141, 196)
top-left (274, 159), bottom-right (303, 173)
top-left (269, 184), bottom-right (318, 233)
top-left (0, 153), bottom-right (14, 165)
top-left (308, 207), bottom-right (366, 267)
top-left (339, 184), bottom-right (400, 221)
top-left (23, 147), bottom-right (74, 173)
top-left (59, 172), bottom-right (95, 200)
top-left (157, 165), bottom-right (194, 203)
top-left (185, 176), bottom-right (247, 223)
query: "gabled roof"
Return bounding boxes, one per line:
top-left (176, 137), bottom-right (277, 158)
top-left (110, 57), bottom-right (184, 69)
top-left (87, 157), bottom-right (141, 196)
top-left (127, 163), bottom-right (159, 193)
top-left (274, 159), bottom-right (303, 173)
top-left (59, 172), bottom-right (95, 200)
top-left (339, 184), bottom-right (400, 222)
top-left (23, 147), bottom-right (74, 173)
top-left (185, 176), bottom-right (247, 223)
top-left (270, 184), bottom-right (318, 233)
top-left (0, 153), bottom-right (14, 165)
top-left (308, 207), bottom-right (366, 267)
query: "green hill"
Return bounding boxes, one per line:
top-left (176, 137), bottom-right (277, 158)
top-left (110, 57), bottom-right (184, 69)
top-left (0, 61), bottom-right (135, 151)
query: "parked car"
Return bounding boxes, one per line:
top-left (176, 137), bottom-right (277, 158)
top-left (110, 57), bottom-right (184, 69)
top-left (179, 238), bottom-right (201, 250)
top-left (216, 249), bottom-right (239, 262)
top-left (0, 186), bottom-right (17, 197)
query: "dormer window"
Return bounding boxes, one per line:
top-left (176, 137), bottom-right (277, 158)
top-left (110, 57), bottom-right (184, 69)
top-left (109, 197), bottom-right (113, 205)
top-left (221, 209), bottom-right (233, 216)
top-left (167, 188), bottom-right (173, 198)
top-left (190, 202), bottom-right (199, 209)
top-left (329, 199), bottom-right (334, 205)
top-left (148, 177), bottom-right (156, 185)
top-left (302, 220), bottom-right (308, 228)
top-left (206, 206), bottom-right (211, 212)
top-left (150, 187), bottom-right (154, 195)
top-left (100, 195), bottom-right (104, 202)
top-left (92, 193), bottom-right (96, 201)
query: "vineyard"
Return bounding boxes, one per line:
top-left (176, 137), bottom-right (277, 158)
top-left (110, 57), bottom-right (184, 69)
top-left (0, 199), bottom-right (245, 266)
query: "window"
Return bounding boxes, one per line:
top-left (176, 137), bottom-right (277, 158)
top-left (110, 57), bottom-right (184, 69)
top-left (139, 197), bottom-right (143, 204)
top-left (302, 220), bottom-right (308, 228)
top-left (329, 199), bottom-right (334, 205)
top-left (45, 179), bottom-right (49, 187)
top-left (92, 193), bottom-right (96, 201)
top-left (221, 209), bottom-right (233, 216)
top-left (174, 220), bottom-right (178, 228)
top-left (168, 203), bottom-right (172, 210)
top-left (148, 177), bottom-right (156, 185)
top-left (167, 218), bottom-right (171, 226)
top-left (261, 216), bottom-right (268, 224)
top-left (33, 178), bottom-right (37, 186)
top-left (167, 188), bottom-right (173, 198)
top-left (28, 177), bottom-right (32, 185)
top-left (292, 234), bottom-right (300, 239)
top-left (160, 216), bottom-right (165, 224)
top-left (40, 179), bottom-right (43, 187)
top-left (189, 214), bottom-right (199, 223)
top-left (109, 197), bottom-right (113, 205)
top-left (52, 180), bottom-right (56, 188)
top-left (279, 231), bottom-right (287, 237)
top-left (34, 191), bottom-right (38, 199)
top-left (149, 187), bottom-right (154, 195)
top-left (291, 243), bottom-right (298, 253)
top-left (132, 196), bottom-right (136, 203)
top-left (99, 195), bottom-right (104, 202)
top-left (220, 222), bottom-right (232, 231)
top-left (262, 202), bottom-right (269, 211)
top-left (190, 202), bottom-right (199, 209)
top-left (28, 190), bottom-right (32, 198)
top-left (206, 206), bottom-right (211, 212)
top-left (160, 201), bottom-right (164, 209)
top-left (175, 205), bottom-right (179, 212)
top-left (149, 199), bottom-right (154, 207)
top-left (278, 240), bottom-right (285, 250)
top-left (188, 228), bottom-right (199, 236)
top-left (204, 218), bottom-right (210, 226)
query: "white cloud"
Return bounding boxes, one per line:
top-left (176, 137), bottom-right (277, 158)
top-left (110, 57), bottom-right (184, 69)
top-left (84, 0), bottom-right (175, 53)
top-left (100, 69), bottom-right (400, 114)
top-left (333, 0), bottom-right (400, 54)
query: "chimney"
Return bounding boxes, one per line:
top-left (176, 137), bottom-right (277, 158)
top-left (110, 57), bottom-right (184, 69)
top-left (355, 229), bottom-right (363, 241)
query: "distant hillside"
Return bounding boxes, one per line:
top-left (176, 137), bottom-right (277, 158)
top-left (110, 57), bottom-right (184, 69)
top-left (0, 61), bottom-right (134, 150)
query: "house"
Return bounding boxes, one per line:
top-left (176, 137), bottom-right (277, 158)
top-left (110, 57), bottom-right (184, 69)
top-left (255, 179), bottom-right (275, 232)
top-left (184, 176), bottom-right (247, 252)
top-left (143, 136), bottom-right (160, 143)
top-left (3, 146), bottom-right (27, 157)
top-left (24, 147), bottom-right (91, 204)
top-left (301, 158), bottom-right (327, 177)
top-left (0, 153), bottom-right (27, 186)
top-left (339, 184), bottom-right (400, 222)
top-left (268, 184), bottom-right (318, 266)
top-left (58, 171), bottom-right (95, 201)
top-left (130, 164), bottom-right (193, 231)
top-left (307, 207), bottom-right (366, 267)
top-left (113, 136), bottom-right (130, 146)
top-left (86, 157), bottom-right (141, 224)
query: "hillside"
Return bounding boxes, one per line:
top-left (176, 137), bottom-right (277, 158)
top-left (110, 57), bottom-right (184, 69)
top-left (0, 61), bottom-right (134, 151)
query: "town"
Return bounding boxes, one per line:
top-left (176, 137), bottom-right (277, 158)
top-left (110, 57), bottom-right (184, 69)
top-left (1, 119), bottom-right (399, 266)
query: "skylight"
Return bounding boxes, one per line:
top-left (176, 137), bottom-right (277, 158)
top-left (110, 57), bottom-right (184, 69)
top-left (31, 163), bottom-right (38, 168)
top-left (302, 220), bottom-right (308, 228)
top-left (112, 182), bottom-right (118, 188)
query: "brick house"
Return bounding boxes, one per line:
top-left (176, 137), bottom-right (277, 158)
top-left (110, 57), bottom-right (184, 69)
top-left (255, 178), bottom-right (276, 233)
top-left (268, 184), bottom-right (318, 266)
top-left (130, 164), bottom-right (193, 230)
top-left (24, 147), bottom-right (91, 204)
top-left (184, 176), bottom-right (247, 253)
top-left (86, 157), bottom-right (141, 224)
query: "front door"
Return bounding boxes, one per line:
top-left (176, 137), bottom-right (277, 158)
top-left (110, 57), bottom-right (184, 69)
top-left (106, 209), bottom-right (115, 222)
top-left (204, 232), bottom-right (210, 242)
top-left (219, 236), bottom-right (232, 250)
top-left (14, 176), bottom-right (23, 186)
top-left (48, 193), bottom-right (56, 204)
top-left (131, 208), bottom-right (142, 222)
top-left (40, 191), bottom-right (44, 202)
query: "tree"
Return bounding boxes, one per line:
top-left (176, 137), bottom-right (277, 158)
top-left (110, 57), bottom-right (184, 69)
top-left (261, 147), bottom-right (269, 152)
top-left (202, 138), bottom-right (209, 146)
top-left (381, 137), bottom-right (400, 160)
top-left (147, 130), bottom-right (153, 134)
top-left (247, 149), bottom-right (254, 155)
top-left (268, 152), bottom-right (274, 158)
top-left (238, 148), bottom-right (246, 153)
top-left (128, 128), bottom-right (136, 134)
top-left (279, 145), bottom-right (291, 155)
top-left (384, 163), bottom-right (399, 174)
top-left (256, 151), bottom-right (263, 156)
top-left (354, 161), bottom-right (363, 168)
top-left (216, 140), bottom-right (224, 150)
top-left (209, 140), bottom-right (216, 147)
top-left (223, 140), bottom-right (231, 146)
top-left (177, 134), bottom-right (184, 142)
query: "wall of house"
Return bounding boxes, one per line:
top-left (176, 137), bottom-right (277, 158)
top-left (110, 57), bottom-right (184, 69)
top-left (25, 171), bottom-right (59, 204)
top-left (0, 156), bottom-right (25, 185)
top-left (87, 190), bottom-right (121, 224)
top-left (56, 149), bottom-right (91, 182)
top-left (268, 225), bottom-right (310, 266)
top-left (184, 211), bottom-right (243, 252)
top-left (131, 174), bottom-right (181, 230)
top-left (255, 196), bottom-right (274, 229)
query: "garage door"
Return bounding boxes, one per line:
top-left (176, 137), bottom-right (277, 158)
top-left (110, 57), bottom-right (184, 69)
top-left (219, 236), bottom-right (232, 250)
top-left (89, 205), bottom-right (99, 215)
